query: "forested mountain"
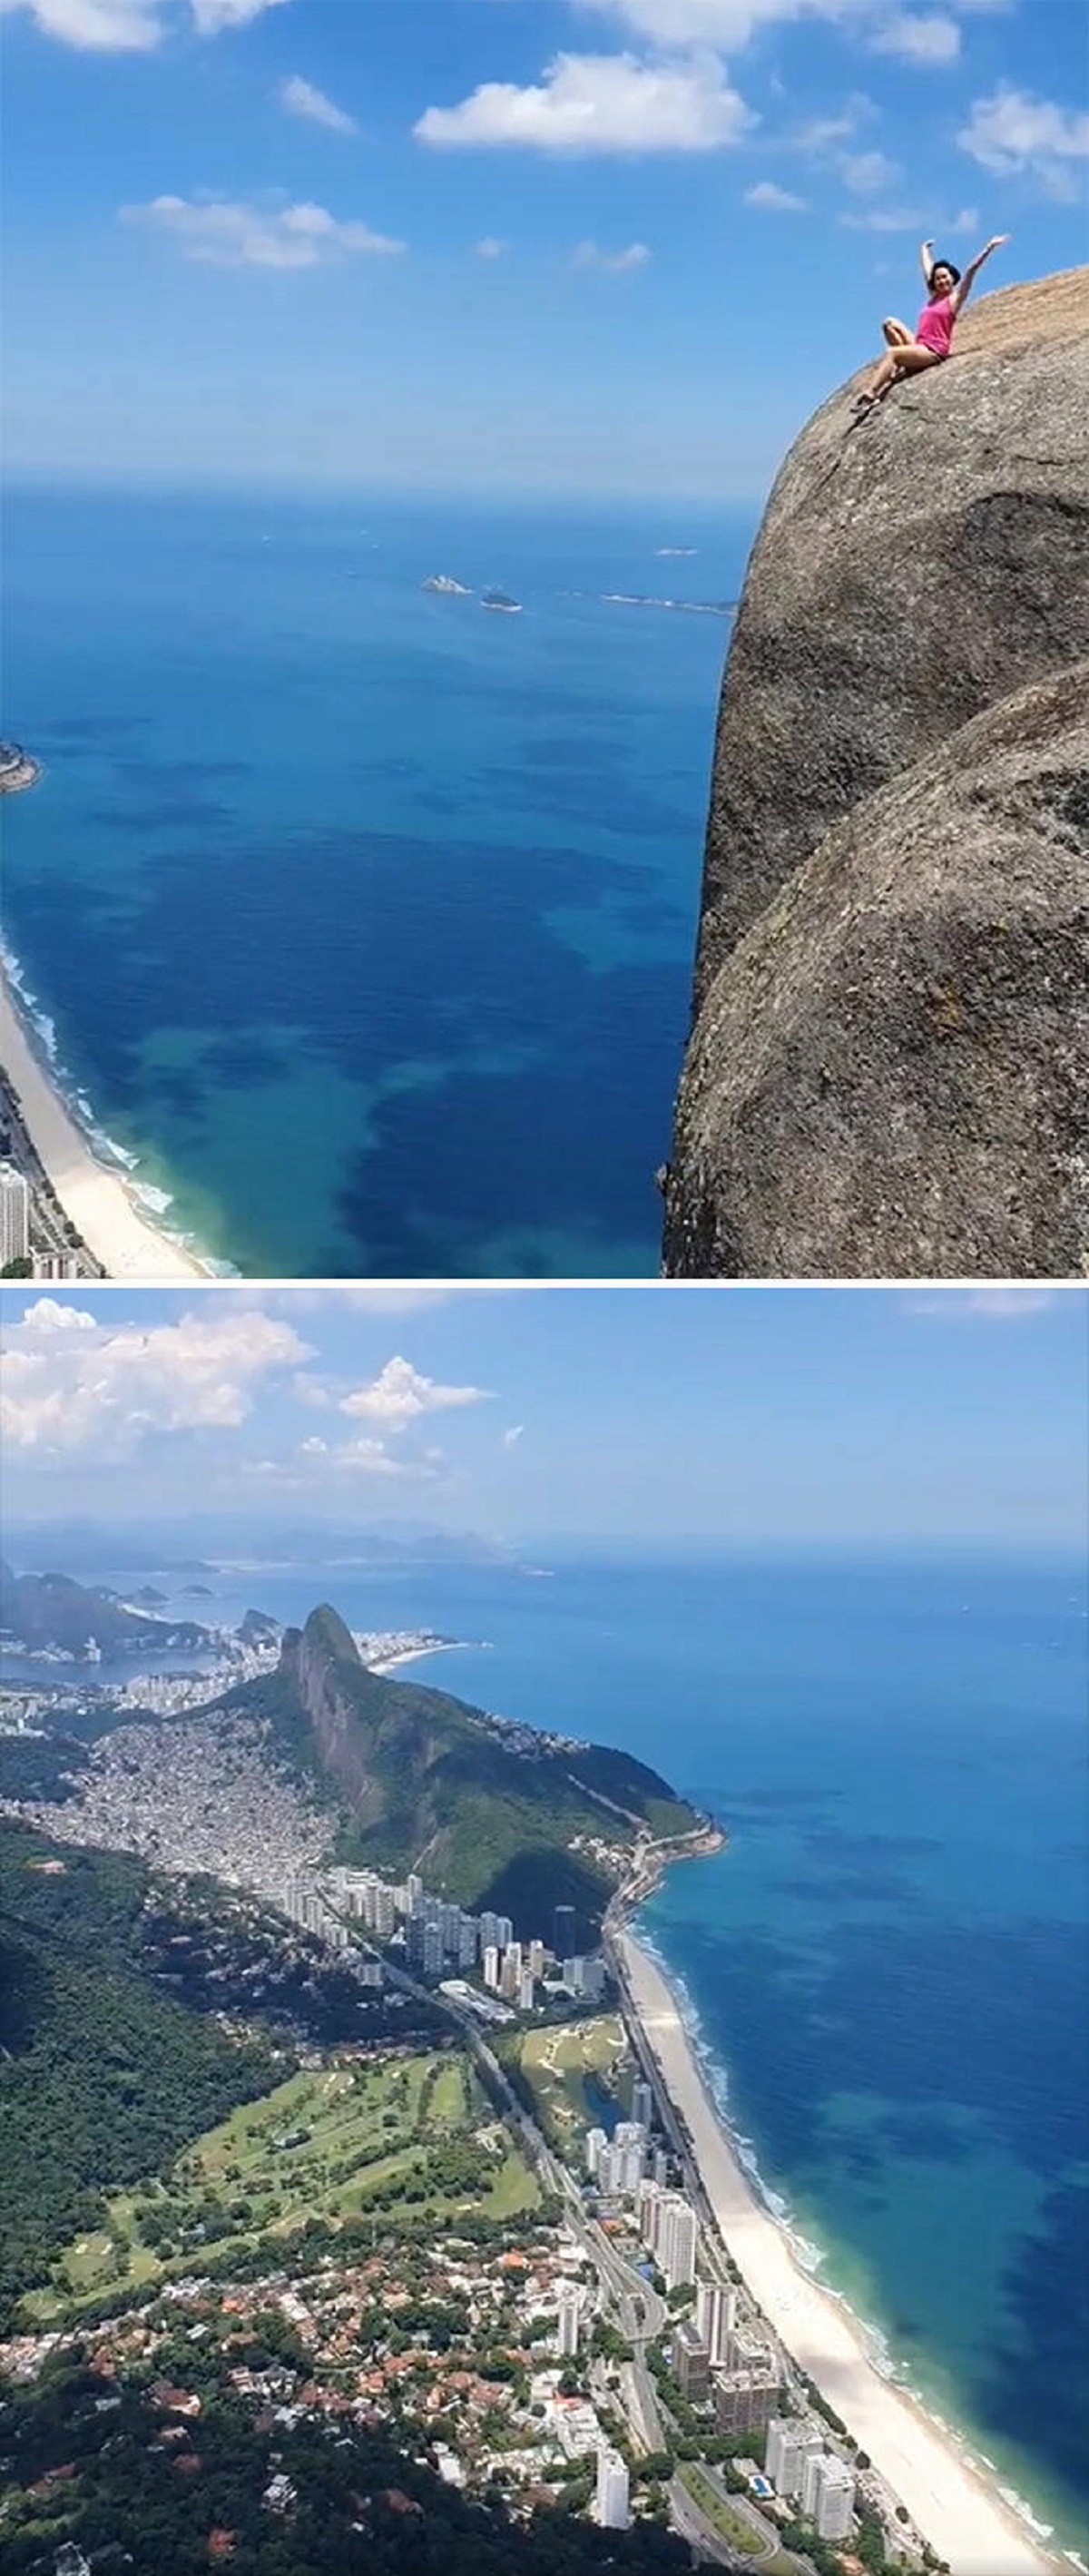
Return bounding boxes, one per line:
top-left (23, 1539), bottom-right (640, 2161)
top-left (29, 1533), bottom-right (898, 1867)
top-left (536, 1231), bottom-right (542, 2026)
top-left (0, 2359), bottom-right (690, 2575)
top-left (0, 1826), bottom-right (277, 2325)
top-left (216, 1605), bottom-right (701, 1934)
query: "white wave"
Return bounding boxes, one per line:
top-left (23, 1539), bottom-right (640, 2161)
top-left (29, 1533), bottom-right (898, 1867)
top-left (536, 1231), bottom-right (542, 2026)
top-left (2, 928), bottom-right (216, 1265)
top-left (637, 1911), bottom-right (1065, 2535)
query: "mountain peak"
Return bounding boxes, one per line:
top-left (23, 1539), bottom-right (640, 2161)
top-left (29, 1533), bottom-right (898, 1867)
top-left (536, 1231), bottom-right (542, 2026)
top-left (240, 1600), bottom-right (704, 1937)
top-left (301, 1604), bottom-right (361, 1668)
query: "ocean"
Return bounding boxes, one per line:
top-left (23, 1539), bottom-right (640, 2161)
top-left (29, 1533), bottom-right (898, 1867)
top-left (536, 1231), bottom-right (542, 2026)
top-left (2, 485), bottom-right (751, 1277)
top-left (8, 1544), bottom-right (1085, 2559)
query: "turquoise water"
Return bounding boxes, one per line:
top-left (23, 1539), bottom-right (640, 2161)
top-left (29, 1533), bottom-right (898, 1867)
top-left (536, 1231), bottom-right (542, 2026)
top-left (2, 487), bottom-right (750, 1275)
top-left (10, 1544), bottom-right (1084, 2555)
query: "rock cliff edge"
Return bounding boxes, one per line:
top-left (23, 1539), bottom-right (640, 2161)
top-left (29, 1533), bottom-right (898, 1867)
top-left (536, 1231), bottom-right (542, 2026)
top-left (663, 267), bottom-right (1089, 1278)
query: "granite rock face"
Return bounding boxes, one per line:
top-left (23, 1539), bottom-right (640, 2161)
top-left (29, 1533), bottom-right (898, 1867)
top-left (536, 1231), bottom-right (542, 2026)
top-left (665, 268), bottom-right (1089, 1276)
top-left (663, 669), bottom-right (1089, 1278)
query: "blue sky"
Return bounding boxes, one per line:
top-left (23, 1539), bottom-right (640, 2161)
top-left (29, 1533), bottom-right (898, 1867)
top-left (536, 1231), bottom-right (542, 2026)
top-left (2, 1283), bottom-right (1085, 1548)
top-left (3, 0), bottom-right (1085, 496)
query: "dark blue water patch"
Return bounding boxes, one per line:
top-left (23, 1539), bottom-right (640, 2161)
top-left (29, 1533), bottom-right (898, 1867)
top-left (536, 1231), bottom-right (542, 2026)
top-left (521, 732), bottom-right (630, 775)
top-left (335, 959), bottom-right (684, 1275)
top-left (89, 800), bottom-right (239, 833)
top-left (199, 1033), bottom-right (299, 1087)
top-left (5, 486), bottom-right (749, 1273)
top-left (725, 1784), bottom-right (845, 1814)
top-left (660, 1903), bottom-right (1089, 2525)
top-left (616, 897), bottom-right (692, 935)
top-left (985, 2176), bottom-right (1089, 2500)
top-left (5, 816), bottom-right (688, 1269)
top-left (8, 822), bottom-right (655, 1067)
top-left (878, 2108), bottom-right (982, 2165)
top-left (479, 762), bottom-right (696, 840)
top-left (775, 1867), bottom-right (921, 1906)
top-left (33, 714), bottom-right (151, 745)
top-left (669, 1909), bottom-right (1089, 2183)
top-left (113, 756), bottom-right (251, 789)
top-left (800, 1827), bottom-right (946, 1863)
top-left (412, 788), bottom-right (465, 816)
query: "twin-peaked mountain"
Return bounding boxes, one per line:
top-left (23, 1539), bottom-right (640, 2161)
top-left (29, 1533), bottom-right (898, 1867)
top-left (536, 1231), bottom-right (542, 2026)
top-left (213, 1604), bottom-right (701, 1935)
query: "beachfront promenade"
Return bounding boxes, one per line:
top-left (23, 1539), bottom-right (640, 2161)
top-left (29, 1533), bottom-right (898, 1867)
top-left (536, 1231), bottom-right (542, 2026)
top-left (617, 1928), bottom-right (1056, 2576)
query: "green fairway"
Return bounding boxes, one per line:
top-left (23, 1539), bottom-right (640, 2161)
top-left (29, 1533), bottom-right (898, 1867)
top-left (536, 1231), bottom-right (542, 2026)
top-left (25, 2047), bottom-right (538, 2325)
top-left (514, 2014), bottom-right (633, 2156)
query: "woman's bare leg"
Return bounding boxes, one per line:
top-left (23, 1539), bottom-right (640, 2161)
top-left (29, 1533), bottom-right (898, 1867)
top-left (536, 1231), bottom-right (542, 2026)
top-left (882, 318), bottom-right (912, 346)
top-left (855, 341), bottom-right (943, 408)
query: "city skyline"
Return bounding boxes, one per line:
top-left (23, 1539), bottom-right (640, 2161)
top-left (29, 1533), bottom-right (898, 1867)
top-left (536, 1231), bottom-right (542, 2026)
top-left (4, 0), bottom-right (1085, 495)
top-left (1, 1281), bottom-right (1085, 1549)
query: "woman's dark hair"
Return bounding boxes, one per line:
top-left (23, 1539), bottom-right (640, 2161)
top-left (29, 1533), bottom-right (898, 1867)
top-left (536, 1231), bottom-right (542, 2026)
top-left (930, 257), bottom-right (962, 288)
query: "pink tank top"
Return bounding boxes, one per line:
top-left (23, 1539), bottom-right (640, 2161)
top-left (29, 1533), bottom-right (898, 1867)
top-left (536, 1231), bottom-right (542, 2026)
top-left (916, 292), bottom-right (956, 357)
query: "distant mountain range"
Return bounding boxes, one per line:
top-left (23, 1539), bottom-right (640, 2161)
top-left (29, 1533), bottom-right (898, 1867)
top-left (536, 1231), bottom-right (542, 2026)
top-left (3, 1519), bottom-right (529, 1580)
top-left (212, 1604), bottom-right (701, 1936)
top-left (0, 1561), bottom-right (212, 1658)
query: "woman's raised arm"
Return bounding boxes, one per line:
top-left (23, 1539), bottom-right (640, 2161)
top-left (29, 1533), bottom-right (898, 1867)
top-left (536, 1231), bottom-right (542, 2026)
top-left (952, 234), bottom-right (1010, 312)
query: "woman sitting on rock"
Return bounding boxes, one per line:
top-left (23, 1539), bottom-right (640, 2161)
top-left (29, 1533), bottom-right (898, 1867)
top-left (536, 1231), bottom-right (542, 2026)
top-left (852, 233), bottom-right (1009, 417)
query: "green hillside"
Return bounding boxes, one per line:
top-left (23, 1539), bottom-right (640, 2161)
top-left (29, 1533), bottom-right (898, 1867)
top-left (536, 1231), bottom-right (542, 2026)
top-left (217, 1605), bottom-right (702, 1936)
top-left (0, 1824), bottom-right (278, 2329)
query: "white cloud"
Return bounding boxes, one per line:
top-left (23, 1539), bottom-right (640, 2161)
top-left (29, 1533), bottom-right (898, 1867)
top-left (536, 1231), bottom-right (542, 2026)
top-left (122, 195), bottom-right (406, 269)
top-left (280, 74), bottom-right (358, 135)
top-left (840, 196), bottom-right (979, 231)
top-left (15, 1296), bottom-right (98, 1334)
top-left (572, 236), bottom-right (651, 269)
top-left (415, 50), bottom-right (754, 155)
top-left (839, 201), bottom-right (923, 228)
top-left (0, 0), bottom-right (163, 45)
top-left (503, 1423), bottom-right (525, 1447)
top-left (958, 84), bottom-right (1089, 200)
top-left (869, 11), bottom-right (960, 63)
top-left (790, 103), bottom-right (872, 151)
top-left (576, 0), bottom-right (1005, 39)
top-left (573, 0), bottom-right (833, 40)
top-left (1, 1304), bottom-right (310, 1456)
top-left (189, 0), bottom-right (287, 25)
top-left (475, 235), bottom-right (507, 258)
top-left (1, 0), bottom-right (286, 42)
top-left (250, 1283), bottom-right (535, 1317)
top-left (839, 146), bottom-right (899, 192)
top-left (745, 178), bottom-right (808, 208)
top-left (906, 1288), bottom-right (1061, 1320)
top-left (298, 1432), bottom-right (439, 1478)
top-left (339, 1355), bottom-right (491, 1429)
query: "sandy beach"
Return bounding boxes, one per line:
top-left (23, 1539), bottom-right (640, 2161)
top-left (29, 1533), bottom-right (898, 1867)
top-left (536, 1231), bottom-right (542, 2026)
top-left (618, 1925), bottom-right (1058, 2576)
top-left (1, 961), bottom-right (210, 1283)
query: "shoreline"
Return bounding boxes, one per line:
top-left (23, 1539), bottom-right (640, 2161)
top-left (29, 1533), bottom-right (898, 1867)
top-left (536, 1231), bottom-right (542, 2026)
top-left (617, 1914), bottom-right (1062, 2576)
top-left (368, 1641), bottom-right (479, 1676)
top-left (1, 948), bottom-right (213, 1283)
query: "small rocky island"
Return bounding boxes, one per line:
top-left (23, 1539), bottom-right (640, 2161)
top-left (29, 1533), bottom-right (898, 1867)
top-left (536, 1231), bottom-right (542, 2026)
top-left (0, 741), bottom-right (40, 794)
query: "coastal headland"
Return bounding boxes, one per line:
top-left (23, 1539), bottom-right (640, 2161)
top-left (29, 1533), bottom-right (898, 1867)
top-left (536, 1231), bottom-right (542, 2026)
top-left (0, 959), bottom-right (211, 1282)
top-left (613, 1912), bottom-right (1058, 2576)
